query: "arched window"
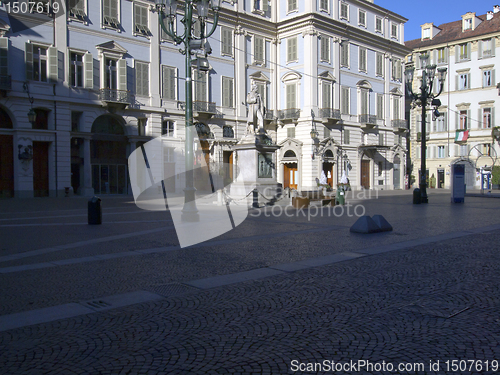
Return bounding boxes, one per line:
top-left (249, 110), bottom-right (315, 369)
top-left (284, 150), bottom-right (296, 158)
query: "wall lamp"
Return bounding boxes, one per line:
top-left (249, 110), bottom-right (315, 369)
top-left (23, 82), bottom-right (36, 125)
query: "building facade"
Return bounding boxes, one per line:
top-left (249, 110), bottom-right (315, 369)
top-left (0, 0), bottom-right (408, 199)
top-left (405, 6), bottom-right (500, 191)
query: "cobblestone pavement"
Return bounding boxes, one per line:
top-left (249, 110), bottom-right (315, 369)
top-left (1, 193), bottom-right (500, 374)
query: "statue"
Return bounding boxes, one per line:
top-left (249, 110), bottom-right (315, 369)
top-left (246, 84), bottom-right (264, 135)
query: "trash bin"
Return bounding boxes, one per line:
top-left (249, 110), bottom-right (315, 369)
top-left (336, 186), bottom-right (345, 205)
top-left (88, 196), bottom-right (102, 225)
top-left (413, 188), bottom-right (421, 205)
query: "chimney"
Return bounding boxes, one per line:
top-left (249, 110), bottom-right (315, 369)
top-left (494, 5), bottom-right (500, 13)
top-left (487, 11), bottom-right (494, 20)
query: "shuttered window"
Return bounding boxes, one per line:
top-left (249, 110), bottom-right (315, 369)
top-left (393, 96), bottom-right (400, 120)
top-left (286, 83), bottom-right (296, 109)
top-left (376, 53), bottom-right (383, 76)
top-left (340, 2), bottom-right (348, 19)
top-left (135, 61), bottom-right (149, 97)
top-left (287, 36), bottom-right (298, 63)
top-left (359, 47), bottom-right (367, 72)
top-left (103, 0), bottom-right (119, 27)
top-left (322, 81), bottom-right (332, 109)
top-left (376, 94), bottom-right (383, 120)
top-left (344, 129), bottom-right (350, 145)
top-left (340, 42), bottom-right (349, 67)
top-left (320, 36), bottom-right (330, 62)
top-left (221, 27), bottom-right (233, 56)
top-left (134, 5), bottom-right (150, 35)
top-left (222, 76), bottom-right (233, 107)
top-left (254, 36), bottom-right (264, 64)
top-left (162, 65), bottom-right (176, 100)
top-left (194, 69), bottom-right (208, 101)
top-left (320, 0), bottom-right (328, 11)
top-left (287, 0), bottom-right (297, 12)
top-left (341, 87), bottom-right (349, 114)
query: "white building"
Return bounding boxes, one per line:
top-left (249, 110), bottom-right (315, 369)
top-left (405, 6), bottom-right (500, 190)
top-left (0, 0), bottom-right (408, 199)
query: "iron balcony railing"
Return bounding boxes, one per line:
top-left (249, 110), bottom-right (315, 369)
top-left (392, 119), bottom-right (408, 130)
top-left (263, 110), bottom-right (276, 120)
top-left (0, 75), bottom-right (11, 90)
top-left (416, 132), bottom-right (430, 142)
top-left (99, 89), bottom-right (134, 104)
top-left (319, 108), bottom-right (341, 120)
top-left (359, 114), bottom-right (377, 125)
top-left (278, 108), bottom-right (300, 120)
top-left (193, 101), bottom-right (217, 114)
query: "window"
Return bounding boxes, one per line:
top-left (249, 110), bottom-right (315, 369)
top-left (287, 36), bottom-right (298, 63)
top-left (458, 73), bottom-right (470, 90)
top-left (221, 27), bottom-right (233, 56)
top-left (103, 0), bottom-right (120, 28)
top-left (391, 23), bottom-right (398, 38)
top-left (319, 0), bottom-right (328, 12)
top-left (483, 69), bottom-right (493, 87)
top-left (480, 39), bottom-right (495, 58)
top-left (137, 118), bottom-right (147, 136)
top-left (287, 127), bottom-right (295, 138)
top-left (286, 83), bottom-right (296, 109)
top-left (376, 94), bottom-right (383, 120)
top-left (483, 108), bottom-right (492, 129)
top-left (254, 0), bottom-right (269, 12)
top-left (340, 2), bottom-right (348, 20)
top-left (254, 36), bottom-right (265, 64)
top-left (160, 15), bottom-right (176, 42)
top-left (287, 0), bottom-right (297, 12)
top-left (105, 58), bottom-right (117, 89)
top-left (320, 36), bottom-right (330, 62)
top-left (135, 61), bottom-right (149, 97)
top-left (162, 65), bottom-right (176, 100)
top-left (32, 45), bottom-right (48, 82)
top-left (376, 53), bottom-right (383, 76)
top-left (436, 113), bottom-right (447, 132)
top-left (438, 146), bottom-right (445, 158)
top-left (359, 47), bottom-right (367, 72)
top-left (255, 82), bottom-right (268, 109)
top-left (460, 110), bottom-right (468, 130)
top-left (321, 81), bottom-right (332, 109)
top-left (341, 87), bottom-right (349, 114)
top-left (68, 0), bottom-right (86, 19)
top-left (194, 69), bottom-right (208, 101)
top-left (222, 76), bottom-right (233, 107)
top-left (223, 125), bottom-right (234, 138)
top-left (71, 111), bottom-right (82, 132)
top-left (483, 144), bottom-right (492, 156)
top-left (134, 4), bottom-right (150, 36)
top-left (358, 10), bottom-right (366, 27)
top-left (375, 17), bottom-right (382, 33)
top-left (162, 120), bottom-right (175, 137)
top-left (360, 89), bottom-right (368, 115)
top-left (463, 18), bottom-right (472, 30)
top-left (423, 28), bottom-right (430, 39)
top-left (340, 41), bottom-right (349, 67)
top-left (437, 48), bottom-right (447, 64)
top-left (344, 128), bottom-right (350, 144)
top-left (393, 96), bottom-right (400, 119)
top-left (457, 43), bottom-right (470, 62)
top-left (391, 59), bottom-right (402, 81)
top-left (192, 19), bottom-right (203, 38)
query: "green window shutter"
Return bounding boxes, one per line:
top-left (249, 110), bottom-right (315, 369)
top-left (48, 46), bottom-right (58, 83)
top-left (0, 38), bottom-right (8, 76)
top-left (134, 5), bottom-right (140, 28)
top-left (84, 52), bottom-right (93, 89)
top-left (341, 87), bottom-right (349, 114)
top-left (118, 58), bottom-right (127, 91)
top-left (25, 42), bottom-right (33, 81)
top-left (377, 94), bottom-right (383, 119)
top-left (110, 0), bottom-right (117, 18)
top-left (222, 28), bottom-right (232, 56)
top-left (140, 63), bottom-right (149, 96)
top-left (195, 70), bottom-right (207, 101)
top-left (287, 37), bottom-right (297, 62)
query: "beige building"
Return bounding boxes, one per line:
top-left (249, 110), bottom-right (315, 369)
top-left (405, 6), bottom-right (500, 190)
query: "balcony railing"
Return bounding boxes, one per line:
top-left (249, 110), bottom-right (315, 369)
top-left (0, 75), bottom-right (11, 90)
top-left (319, 108), bottom-right (341, 121)
top-left (99, 89), bottom-right (134, 105)
top-left (359, 114), bottom-right (377, 125)
top-left (278, 108), bottom-right (300, 120)
top-left (263, 110), bottom-right (276, 121)
top-left (193, 101), bottom-right (217, 114)
top-left (416, 132), bottom-right (430, 142)
top-left (392, 119), bottom-right (408, 131)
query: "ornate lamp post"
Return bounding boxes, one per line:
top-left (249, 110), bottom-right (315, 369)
top-left (154, 0), bottom-right (222, 221)
top-left (405, 54), bottom-right (447, 204)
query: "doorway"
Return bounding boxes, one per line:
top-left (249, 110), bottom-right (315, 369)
top-left (323, 162), bottom-right (334, 187)
top-left (0, 135), bottom-right (13, 198)
top-left (33, 141), bottom-right (50, 197)
top-left (393, 156), bottom-right (401, 189)
top-left (284, 163), bottom-right (298, 189)
top-left (438, 169), bottom-right (445, 189)
top-left (361, 160), bottom-right (370, 189)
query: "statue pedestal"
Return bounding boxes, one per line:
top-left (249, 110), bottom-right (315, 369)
top-left (228, 140), bottom-right (281, 203)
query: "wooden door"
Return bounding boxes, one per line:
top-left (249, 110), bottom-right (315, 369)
top-left (33, 142), bottom-right (49, 197)
top-left (284, 163), bottom-right (298, 189)
top-left (361, 160), bottom-right (370, 189)
top-left (0, 135), bottom-right (14, 198)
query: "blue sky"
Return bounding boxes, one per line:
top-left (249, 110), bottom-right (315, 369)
top-left (376, 0), bottom-right (499, 41)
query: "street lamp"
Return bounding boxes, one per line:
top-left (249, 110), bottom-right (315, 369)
top-left (405, 54), bottom-right (447, 204)
top-left (154, 0), bottom-right (222, 221)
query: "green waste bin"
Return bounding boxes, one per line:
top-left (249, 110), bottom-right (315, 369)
top-left (336, 186), bottom-right (345, 205)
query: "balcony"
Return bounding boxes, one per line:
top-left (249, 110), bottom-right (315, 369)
top-left (99, 89), bottom-right (134, 108)
top-left (359, 114), bottom-right (377, 129)
top-left (416, 132), bottom-right (430, 142)
top-left (193, 101), bottom-right (217, 120)
top-left (392, 119), bottom-right (408, 132)
top-left (263, 110), bottom-right (276, 122)
top-left (319, 108), bottom-right (341, 124)
top-left (278, 108), bottom-right (300, 122)
top-left (0, 75), bottom-right (11, 92)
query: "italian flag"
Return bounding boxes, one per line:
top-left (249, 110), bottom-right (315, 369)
top-left (455, 130), bottom-right (469, 142)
